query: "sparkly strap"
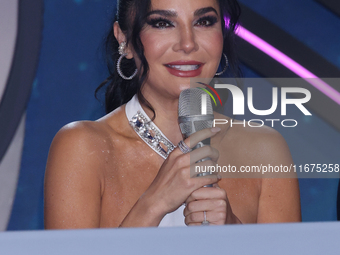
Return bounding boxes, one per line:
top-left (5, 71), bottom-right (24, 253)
top-left (125, 95), bottom-right (176, 159)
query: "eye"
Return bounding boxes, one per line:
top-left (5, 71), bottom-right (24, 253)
top-left (196, 16), bottom-right (218, 27)
top-left (155, 21), bottom-right (171, 28)
top-left (197, 20), bottom-right (211, 26)
top-left (147, 18), bottom-right (174, 29)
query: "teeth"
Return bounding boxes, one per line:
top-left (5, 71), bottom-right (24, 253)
top-left (168, 65), bottom-right (199, 71)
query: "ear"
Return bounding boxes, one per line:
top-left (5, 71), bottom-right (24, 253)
top-left (113, 22), bottom-right (134, 59)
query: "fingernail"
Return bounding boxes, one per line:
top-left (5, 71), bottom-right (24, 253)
top-left (217, 174), bottom-right (222, 180)
top-left (211, 127), bottom-right (221, 133)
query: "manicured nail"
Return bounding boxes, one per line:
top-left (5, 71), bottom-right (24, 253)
top-left (211, 127), bottom-right (221, 132)
top-left (217, 174), bottom-right (222, 180)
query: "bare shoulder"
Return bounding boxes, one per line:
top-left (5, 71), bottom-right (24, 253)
top-left (49, 104), bottom-right (128, 159)
top-left (44, 116), bottom-right (121, 228)
top-left (46, 104), bottom-right (131, 181)
top-left (45, 120), bottom-right (113, 190)
top-left (48, 121), bottom-right (108, 167)
top-left (51, 120), bottom-right (112, 152)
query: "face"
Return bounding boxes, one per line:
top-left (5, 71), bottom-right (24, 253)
top-left (137, 0), bottom-right (224, 100)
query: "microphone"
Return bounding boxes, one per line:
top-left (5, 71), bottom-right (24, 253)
top-left (178, 88), bottom-right (215, 184)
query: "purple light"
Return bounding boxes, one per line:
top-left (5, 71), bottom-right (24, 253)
top-left (224, 16), bottom-right (230, 28)
top-left (236, 25), bottom-right (340, 106)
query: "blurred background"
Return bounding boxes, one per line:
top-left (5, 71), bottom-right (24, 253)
top-left (0, 0), bottom-right (339, 230)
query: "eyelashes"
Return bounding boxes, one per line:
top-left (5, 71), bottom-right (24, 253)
top-left (196, 16), bottom-right (218, 27)
top-left (146, 17), bottom-right (174, 29)
top-left (146, 15), bottom-right (218, 29)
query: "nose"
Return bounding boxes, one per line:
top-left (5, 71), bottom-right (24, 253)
top-left (172, 26), bottom-right (199, 54)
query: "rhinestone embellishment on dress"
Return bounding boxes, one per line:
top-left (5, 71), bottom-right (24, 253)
top-left (129, 111), bottom-right (176, 159)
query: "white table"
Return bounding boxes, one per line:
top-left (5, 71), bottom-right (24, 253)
top-left (1, 222), bottom-right (339, 255)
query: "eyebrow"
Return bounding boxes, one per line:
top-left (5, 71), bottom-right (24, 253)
top-left (146, 10), bottom-right (177, 18)
top-left (194, 7), bottom-right (218, 17)
top-left (146, 7), bottom-right (218, 18)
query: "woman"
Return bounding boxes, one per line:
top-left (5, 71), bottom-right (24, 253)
top-left (44, 0), bottom-right (301, 228)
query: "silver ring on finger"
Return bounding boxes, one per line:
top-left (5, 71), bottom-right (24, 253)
top-left (177, 140), bottom-right (192, 154)
top-left (202, 211), bottom-right (209, 226)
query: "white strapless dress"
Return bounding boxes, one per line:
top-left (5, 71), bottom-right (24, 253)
top-left (159, 204), bottom-right (186, 227)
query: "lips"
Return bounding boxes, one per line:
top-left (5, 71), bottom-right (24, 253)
top-left (164, 61), bottom-right (204, 78)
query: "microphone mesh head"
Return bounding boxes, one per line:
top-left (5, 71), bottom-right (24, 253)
top-left (178, 88), bottom-right (213, 117)
top-left (178, 88), bottom-right (214, 137)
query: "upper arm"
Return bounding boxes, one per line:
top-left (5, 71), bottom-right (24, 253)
top-left (44, 122), bottom-right (104, 229)
top-left (254, 129), bottom-right (301, 223)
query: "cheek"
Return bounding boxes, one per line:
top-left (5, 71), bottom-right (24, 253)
top-left (196, 28), bottom-right (223, 56)
top-left (140, 32), bottom-right (171, 62)
top-left (206, 32), bottom-right (223, 56)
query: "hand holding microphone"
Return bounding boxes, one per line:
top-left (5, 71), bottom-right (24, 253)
top-left (137, 88), bottom-right (223, 226)
top-left (178, 87), bottom-right (216, 184)
top-left (178, 88), bottom-right (236, 226)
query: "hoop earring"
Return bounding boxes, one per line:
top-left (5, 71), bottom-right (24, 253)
top-left (215, 53), bottom-right (229, 76)
top-left (117, 42), bottom-right (138, 80)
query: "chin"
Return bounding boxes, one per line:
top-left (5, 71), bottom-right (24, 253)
top-left (167, 86), bottom-right (189, 100)
top-left (178, 83), bottom-right (191, 92)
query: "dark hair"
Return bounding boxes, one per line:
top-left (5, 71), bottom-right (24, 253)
top-left (96, 0), bottom-right (241, 114)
